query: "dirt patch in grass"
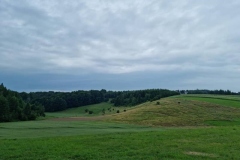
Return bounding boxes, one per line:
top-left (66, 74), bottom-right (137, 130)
top-left (185, 151), bottom-right (218, 158)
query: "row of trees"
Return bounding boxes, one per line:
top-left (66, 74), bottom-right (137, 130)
top-left (20, 89), bottom-right (113, 112)
top-left (178, 89), bottom-right (240, 95)
top-left (111, 89), bottom-right (179, 106)
top-left (0, 84), bottom-right (45, 122)
top-left (21, 88), bottom-right (240, 112)
top-left (19, 89), bottom-right (179, 111)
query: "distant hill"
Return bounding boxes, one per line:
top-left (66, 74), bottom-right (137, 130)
top-left (107, 95), bottom-right (240, 126)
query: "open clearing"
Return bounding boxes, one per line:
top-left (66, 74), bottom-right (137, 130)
top-left (1, 94), bottom-right (240, 159)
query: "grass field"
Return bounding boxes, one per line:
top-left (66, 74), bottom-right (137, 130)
top-left (172, 94), bottom-right (240, 108)
top-left (1, 126), bottom-right (240, 160)
top-left (0, 120), bottom-right (160, 139)
top-left (46, 102), bottom-right (134, 118)
top-left (1, 94), bottom-right (240, 159)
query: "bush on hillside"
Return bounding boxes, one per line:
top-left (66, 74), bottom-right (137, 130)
top-left (89, 111), bottom-right (93, 114)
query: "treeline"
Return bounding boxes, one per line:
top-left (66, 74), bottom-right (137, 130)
top-left (19, 89), bottom-right (115, 112)
top-left (0, 84), bottom-right (45, 122)
top-left (2, 82), bottom-right (240, 122)
top-left (111, 89), bottom-right (179, 106)
top-left (178, 89), bottom-right (240, 95)
top-left (19, 89), bottom-right (179, 112)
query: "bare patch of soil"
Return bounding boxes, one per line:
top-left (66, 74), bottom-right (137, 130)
top-left (185, 151), bottom-right (218, 158)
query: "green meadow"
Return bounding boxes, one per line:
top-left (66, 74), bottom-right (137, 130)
top-left (0, 120), bottom-right (159, 139)
top-left (1, 94), bottom-right (240, 159)
top-left (173, 94), bottom-right (240, 108)
top-left (45, 102), bottom-right (134, 118)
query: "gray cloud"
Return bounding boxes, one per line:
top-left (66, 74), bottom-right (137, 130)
top-left (0, 0), bottom-right (240, 91)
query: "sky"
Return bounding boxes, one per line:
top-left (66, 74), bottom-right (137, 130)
top-left (1, 0), bottom-right (240, 92)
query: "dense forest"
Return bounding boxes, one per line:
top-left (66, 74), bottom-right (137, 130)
top-left (20, 90), bottom-right (111, 112)
top-left (19, 89), bottom-right (179, 112)
top-left (0, 84), bottom-right (45, 122)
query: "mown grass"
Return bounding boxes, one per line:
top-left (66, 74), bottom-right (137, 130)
top-left (1, 126), bottom-right (240, 160)
top-left (0, 120), bottom-right (158, 139)
top-left (173, 94), bottom-right (240, 100)
top-left (173, 94), bottom-right (240, 108)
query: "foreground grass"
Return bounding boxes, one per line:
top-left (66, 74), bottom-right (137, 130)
top-left (1, 126), bottom-right (240, 160)
top-left (0, 120), bottom-right (158, 139)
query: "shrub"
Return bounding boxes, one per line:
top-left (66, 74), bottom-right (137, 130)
top-left (89, 111), bottom-right (93, 114)
top-left (116, 110), bottom-right (120, 113)
top-left (85, 109), bottom-right (89, 113)
top-left (124, 109), bottom-right (126, 112)
top-left (156, 101), bottom-right (160, 105)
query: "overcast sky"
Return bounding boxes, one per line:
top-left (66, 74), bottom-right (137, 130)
top-left (1, 0), bottom-right (240, 92)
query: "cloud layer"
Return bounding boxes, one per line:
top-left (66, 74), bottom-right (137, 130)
top-left (1, 0), bottom-right (240, 91)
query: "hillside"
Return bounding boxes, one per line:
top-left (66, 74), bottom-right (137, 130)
top-left (45, 102), bottom-right (137, 118)
top-left (45, 94), bottom-right (240, 127)
top-left (107, 95), bottom-right (240, 126)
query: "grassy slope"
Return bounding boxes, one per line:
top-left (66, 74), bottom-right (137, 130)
top-left (173, 94), bottom-right (240, 108)
top-left (1, 95), bottom-right (240, 159)
top-left (107, 97), bottom-right (240, 126)
top-left (46, 102), bottom-right (133, 118)
top-left (173, 94), bottom-right (240, 100)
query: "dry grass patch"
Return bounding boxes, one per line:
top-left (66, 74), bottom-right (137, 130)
top-left (185, 151), bottom-right (218, 158)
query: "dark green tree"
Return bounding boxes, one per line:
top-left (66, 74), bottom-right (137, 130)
top-left (0, 96), bottom-right (9, 121)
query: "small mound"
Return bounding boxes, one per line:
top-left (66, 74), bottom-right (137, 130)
top-left (107, 98), bottom-right (240, 127)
